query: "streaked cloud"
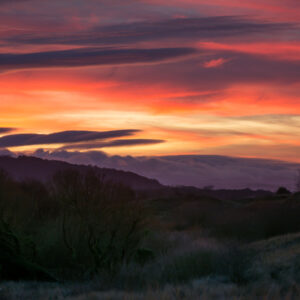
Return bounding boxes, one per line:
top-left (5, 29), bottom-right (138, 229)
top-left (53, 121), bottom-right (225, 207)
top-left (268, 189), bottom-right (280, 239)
top-left (4, 16), bottom-right (293, 47)
top-left (0, 0), bottom-right (29, 4)
top-left (0, 47), bottom-right (196, 71)
top-left (199, 41), bottom-right (300, 61)
top-left (0, 128), bottom-right (15, 134)
top-left (203, 58), bottom-right (228, 68)
top-left (59, 138), bottom-right (165, 150)
top-left (0, 129), bottom-right (140, 147)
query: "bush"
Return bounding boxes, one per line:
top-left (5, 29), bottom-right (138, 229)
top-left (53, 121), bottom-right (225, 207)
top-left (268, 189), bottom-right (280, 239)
top-left (276, 187), bottom-right (291, 195)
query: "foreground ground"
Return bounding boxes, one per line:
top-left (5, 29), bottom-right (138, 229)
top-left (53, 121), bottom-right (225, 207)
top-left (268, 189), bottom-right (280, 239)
top-left (2, 232), bottom-right (300, 300)
top-left (1, 168), bottom-right (300, 299)
top-left (1, 280), bottom-right (299, 300)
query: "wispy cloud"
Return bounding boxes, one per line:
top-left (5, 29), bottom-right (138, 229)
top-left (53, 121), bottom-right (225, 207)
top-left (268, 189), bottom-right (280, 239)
top-left (0, 128), bottom-right (15, 134)
top-left (203, 58), bottom-right (228, 68)
top-left (0, 0), bottom-right (29, 4)
top-left (59, 138), bottom-right (165, 150)
top-left (0, 47), bottom-right (196, 71)
top-left (0, 129), bottom-right (140, 147)
top-left (6, 16), bottom-right (293, 46)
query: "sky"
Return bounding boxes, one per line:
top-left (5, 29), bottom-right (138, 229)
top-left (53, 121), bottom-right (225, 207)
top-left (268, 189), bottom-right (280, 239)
top-left (0, 0), bottom-right (300, 162)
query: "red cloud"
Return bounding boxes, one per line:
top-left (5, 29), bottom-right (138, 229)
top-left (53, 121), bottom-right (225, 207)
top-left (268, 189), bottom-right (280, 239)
top-left (203, 58), bottom-right (228, 68)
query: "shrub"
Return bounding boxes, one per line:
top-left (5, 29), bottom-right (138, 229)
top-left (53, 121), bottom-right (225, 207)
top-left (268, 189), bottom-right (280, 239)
top-left (49, 169), bottom-right (149, 276)
top-left (296, 169), bottom-right (300, 192)
top-left (276, 187), bottom-right (291, 195)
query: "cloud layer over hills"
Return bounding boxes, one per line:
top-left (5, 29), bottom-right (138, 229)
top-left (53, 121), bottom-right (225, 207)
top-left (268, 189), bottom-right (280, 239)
top-left (13, 150), bottom-right (298, 191)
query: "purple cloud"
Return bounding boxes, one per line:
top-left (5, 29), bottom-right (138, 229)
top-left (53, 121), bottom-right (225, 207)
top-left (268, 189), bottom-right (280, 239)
top-left (59, 138), bottom-right (165, 150)
top-left (0, 130), bottom-right (140, 147)
top-left (0, 47), bottom-right (197, 71)
top-left (6, 17), bottom-right (294, 46)
top-left (0, 128), bottom-right (15, 134)
top-left (99, 51), bottom-right (300, 93)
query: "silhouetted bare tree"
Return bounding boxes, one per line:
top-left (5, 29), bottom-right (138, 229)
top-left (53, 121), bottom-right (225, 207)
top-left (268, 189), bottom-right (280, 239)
top-left (51, 168), bottom-right (148, 274)
top-left (296, 169), bottom-right (300, 192)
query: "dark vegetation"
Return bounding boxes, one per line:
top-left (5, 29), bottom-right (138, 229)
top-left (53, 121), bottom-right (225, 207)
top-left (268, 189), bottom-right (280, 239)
top-left (0, 168), bottom-right (148, 282)
top-left (0, 156), bottom-right (300, 298)
top-left (0, 155), bottom-right (162, 191)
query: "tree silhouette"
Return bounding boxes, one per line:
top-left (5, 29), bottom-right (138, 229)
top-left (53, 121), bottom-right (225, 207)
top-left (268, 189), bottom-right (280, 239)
top-left (296, 169), bottom-right (300, 192)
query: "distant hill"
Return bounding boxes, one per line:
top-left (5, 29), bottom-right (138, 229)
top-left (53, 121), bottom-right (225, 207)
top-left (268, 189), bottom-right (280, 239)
top-left (0, 155), bottom-right (162, 191)
top-left (31, 150), bottom-right (300, 191)
top-left (170, 185), bottom-right (273, 202)
top-left (0, 154), bottom-right (274, 201)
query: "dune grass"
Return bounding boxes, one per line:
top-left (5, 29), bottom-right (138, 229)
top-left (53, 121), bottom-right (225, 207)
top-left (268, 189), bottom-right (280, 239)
top-left (1, 279), bottom-right (300, 300)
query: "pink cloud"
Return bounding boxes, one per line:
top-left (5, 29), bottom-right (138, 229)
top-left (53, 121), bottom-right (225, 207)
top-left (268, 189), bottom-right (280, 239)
top-left (203, 58), bottom-right (228, 68)
top-left (199, 42), bottom-right (300, 61)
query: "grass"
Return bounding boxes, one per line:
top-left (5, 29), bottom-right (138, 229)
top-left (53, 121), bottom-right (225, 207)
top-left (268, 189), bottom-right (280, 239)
top-left (1, 279), bottom-right (300, 300)
top-left (1, 226), bottom-right (300, 299)
top-left (248, 232), bottom-right (300, 283)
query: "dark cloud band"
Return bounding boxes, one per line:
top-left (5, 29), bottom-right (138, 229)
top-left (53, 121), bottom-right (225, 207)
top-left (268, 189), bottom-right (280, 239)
top-left (0, 128), bottom-right (15, 134)
top-left (0, 47), bottom-right (197, 71)
top-left (0, 0), bottom-right (28, 4)
top-left (60, 138), bottom-right (165, 150)
top-left (6, 16), bottom-right (294, 46)
top-left (0, 130), bottom-right (140, 147)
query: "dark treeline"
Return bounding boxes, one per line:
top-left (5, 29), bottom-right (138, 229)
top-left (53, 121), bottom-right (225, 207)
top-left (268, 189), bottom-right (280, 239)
top-left (0, 168), bottom-right (149, 281)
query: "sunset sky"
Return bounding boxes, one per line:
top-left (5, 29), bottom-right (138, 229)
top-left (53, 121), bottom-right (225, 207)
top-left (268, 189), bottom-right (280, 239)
top-left (1, 0), bottom-right (300, 162)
